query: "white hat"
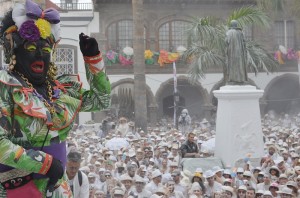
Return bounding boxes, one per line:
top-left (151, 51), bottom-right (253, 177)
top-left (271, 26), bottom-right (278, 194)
top-left (236, 167), bottom-right (244, 173)
top-left (204, 170), bottom-right (215, 178)
top-left (80, 166), bottom-right (90, 172)
top-left (135, 175), bottom-right (146, 183)
top-left (243, 171), bottom-right (252, 177)
top-left (155, 187), bottom-right (165, 195)
top-left (263, 190), bottom-right (273, 197)
top-left (222, 186), bottom-right (234, 195)
top-left (128, 150), bottom-right (136, 157)
top-left (294, 166), bottom-right (300, 171)
top-left (195, 168), bottom-right (203, 173)
top-left (286, 181), bottom-right (298, 189)
top-left (223, 169), bottom-right (231, 175)
top-left (169, 161), bottom-right (178, 167)
top-left (276, 187), bottom-right (293, 195)
top-left (95, 161), bottom-right (101, 165)
top-left (212, 166), bottom-right (224, 174)
top-left (114, 188), bottom-right (125, 195)
top-left (88, 172), bottom-right (96, 178)
top-left (151, 169), bottom-right (162, 179)
top-left (256, 190), bottom-right (264, 195)
top-left (253, 166), bottom-right (262, 171)
top-left (190, 182), bottom-right (202, 191)
top-left (279, 173), bottom-right (287, 179)
top-left (120, 174), bottom-right (133, 182)
top-left (238, 185), bottom-right (247, 191)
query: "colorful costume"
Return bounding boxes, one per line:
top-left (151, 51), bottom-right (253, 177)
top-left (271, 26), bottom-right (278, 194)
top-left (0, 0), bottom-right (111, 197)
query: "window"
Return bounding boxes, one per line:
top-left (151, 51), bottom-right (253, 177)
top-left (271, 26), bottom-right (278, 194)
top-left (275, 20), bottom-right (295, 49)
top-left (53, 48), bottom-right (75, 75)
top-left (107, 20), bottom-right (133, 52)
top-left (159, 20), bottom-right (191, 52)
top-left (107, 20), bottom-right (148, 52)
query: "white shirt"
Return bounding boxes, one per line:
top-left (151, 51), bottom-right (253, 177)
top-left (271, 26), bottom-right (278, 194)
top-left (70, 171), bottom-right (89, 198)
top-left (145, 181), bottom-right (163, 194)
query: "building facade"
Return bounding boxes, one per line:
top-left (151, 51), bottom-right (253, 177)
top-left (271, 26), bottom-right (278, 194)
top-left (1, 0), bottom-right (300, 124)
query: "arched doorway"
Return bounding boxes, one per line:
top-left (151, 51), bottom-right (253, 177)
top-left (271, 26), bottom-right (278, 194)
top-left (263, 73), bottom-right (300, 114)
top-left (98, 78), bottom-right (157, 123)
top-left (156, 76), bottom-right (209, 120)
top-left (162, 95), bottom-right (185, 118)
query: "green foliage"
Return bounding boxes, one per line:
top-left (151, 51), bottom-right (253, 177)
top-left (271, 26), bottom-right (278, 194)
top-left (184, 6), bottom-right (279, 83)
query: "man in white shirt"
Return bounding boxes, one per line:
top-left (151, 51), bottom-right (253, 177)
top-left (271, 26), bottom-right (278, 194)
top-left (66, 151), bottom-right (89, 198)
top-left (145, 169), bottom-right (163, 193)
top-left (204, 170), bottom-right (223, 197)
top-left (130, 175), bottom-right (152, 198)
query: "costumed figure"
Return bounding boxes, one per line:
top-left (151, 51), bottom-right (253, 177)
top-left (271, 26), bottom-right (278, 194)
top-left (178, 109), bottom-right (191, 135)
top-left (0, 0), bottom-right (111, 197)
top-left (116, 117), bottom-right (128, 137)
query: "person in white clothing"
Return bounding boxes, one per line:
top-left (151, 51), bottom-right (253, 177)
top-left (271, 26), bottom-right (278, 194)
top-left (145, 169), bottom-right (163, 194)
top-left (66, 151), bottom-right (89, 198)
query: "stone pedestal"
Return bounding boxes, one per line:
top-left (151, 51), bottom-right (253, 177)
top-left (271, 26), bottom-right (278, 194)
top-left (213, 85), bottom-right (264, 167)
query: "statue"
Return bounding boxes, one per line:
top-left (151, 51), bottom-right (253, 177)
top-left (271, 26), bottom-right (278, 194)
top-left (226, 20), bottom-right (248, 85)
top-left (178, 109), bottom-right (191, 135)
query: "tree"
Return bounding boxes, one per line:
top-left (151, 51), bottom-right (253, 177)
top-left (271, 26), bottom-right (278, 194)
top-left (183, 6), bottom-right (279, 83)
top-left (132, 0), bottom-right (147, 131)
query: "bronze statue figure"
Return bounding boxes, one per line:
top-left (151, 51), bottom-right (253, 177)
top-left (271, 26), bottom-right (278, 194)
top-left (225, 20), bottom-right (248, 85)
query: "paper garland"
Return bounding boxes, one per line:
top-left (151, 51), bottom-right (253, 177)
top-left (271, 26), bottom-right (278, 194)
top-left (274, 48), bottom-right (298, 64)
top-left (103, 49), bottom-right (182, 66)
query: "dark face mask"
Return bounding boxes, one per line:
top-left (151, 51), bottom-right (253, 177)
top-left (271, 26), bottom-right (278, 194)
top-left (14, 39), bottom-right (52, 85)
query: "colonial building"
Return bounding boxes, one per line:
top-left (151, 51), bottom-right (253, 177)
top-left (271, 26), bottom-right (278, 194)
top-left (1, 0), bottom-right (300, 124)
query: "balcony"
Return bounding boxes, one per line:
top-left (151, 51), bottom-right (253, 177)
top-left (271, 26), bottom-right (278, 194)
top-left (54, 2), bottom-right (93, 11)
top-left (105, 55), bottom-right (298, 75)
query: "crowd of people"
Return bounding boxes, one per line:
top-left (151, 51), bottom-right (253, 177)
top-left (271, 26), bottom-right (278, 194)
top-left (65, 111), bottom-right (300, 198)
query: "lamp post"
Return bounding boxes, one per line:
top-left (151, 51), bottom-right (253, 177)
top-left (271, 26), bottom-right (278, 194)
top-left (174, 92), bottom-right (180, 129)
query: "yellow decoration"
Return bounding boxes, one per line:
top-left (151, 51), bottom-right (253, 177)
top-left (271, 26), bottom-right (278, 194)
top-left (35, 18), bottom-right (51, 39)
top-left (144, 50), bottom-right (153, 59)
top-left (158, 50), bottom-right (180, 66)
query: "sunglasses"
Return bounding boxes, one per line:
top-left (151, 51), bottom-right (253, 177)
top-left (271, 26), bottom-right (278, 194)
top-left (105, 175), bottom-right (111, 177)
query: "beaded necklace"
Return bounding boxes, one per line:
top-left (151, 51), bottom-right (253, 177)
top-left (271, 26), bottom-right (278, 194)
top-left (16, 71), bottom-right (56, 115)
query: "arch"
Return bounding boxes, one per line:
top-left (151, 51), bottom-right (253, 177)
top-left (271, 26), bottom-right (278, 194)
top-left (154, 14), bottom-right (194, 30)
top-left (262, 73), bottom-right (300, 114)
top-left (111, 78), bottom-right (157, 107)
top-left (108, 78), bottom-right (157, 122)
top-left (155, 75), bottom-right (209, 119)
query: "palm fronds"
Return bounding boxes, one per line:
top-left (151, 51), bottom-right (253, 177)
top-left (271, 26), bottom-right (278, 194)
top-left (184, 43), bottom-right (225, 82)
top-left (184, 5), bottom-right (278, 82)
top-left (186, 16), bottom-right (220, 45)
top-left (246, 41), bottom-right (279, 74)
top-left (227, 6), bottom-right (271, 29)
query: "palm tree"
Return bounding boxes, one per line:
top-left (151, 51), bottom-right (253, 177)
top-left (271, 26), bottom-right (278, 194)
top-left (183, 6), bottom-right (279, 83)
top-left (132, 0), bottom-right (147, 131)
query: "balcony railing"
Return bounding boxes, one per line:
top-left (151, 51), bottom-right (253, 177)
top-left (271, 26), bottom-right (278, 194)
top-left (55, 3), bottom-right (93, 11)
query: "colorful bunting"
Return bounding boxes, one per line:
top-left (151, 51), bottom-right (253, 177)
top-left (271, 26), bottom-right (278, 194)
top-left (103, 48), bottom-right (182, 66)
